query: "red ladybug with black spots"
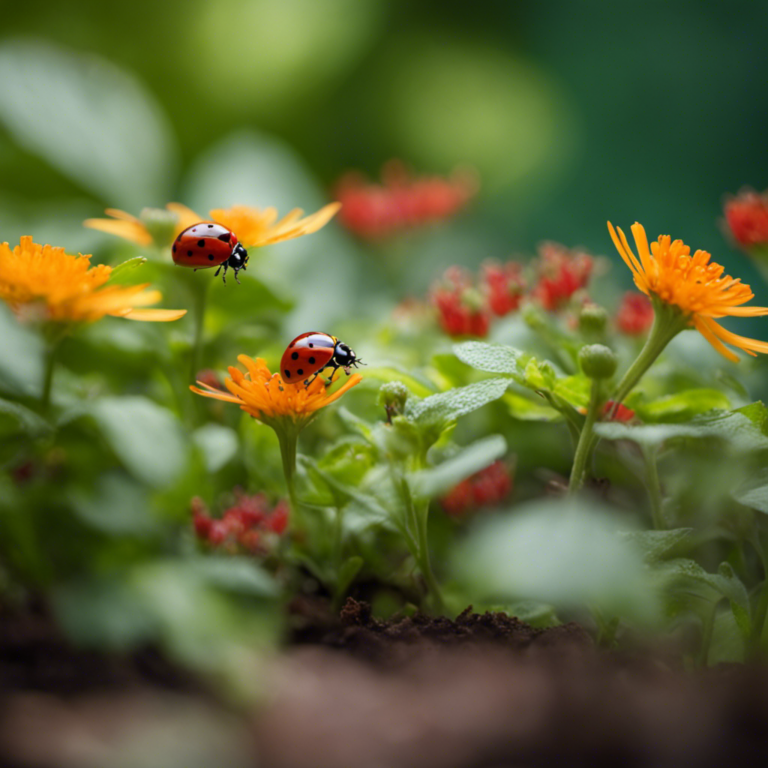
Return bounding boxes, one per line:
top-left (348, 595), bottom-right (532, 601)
top-left (280, 332), bottom-right (362, 384)
top-left (172, 222), bottom-right (248, 283)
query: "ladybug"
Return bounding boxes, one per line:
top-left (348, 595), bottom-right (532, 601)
top-left (172, 222), bottom-right (248, 283)
top-left (280, 332), bottom-right (362, 384)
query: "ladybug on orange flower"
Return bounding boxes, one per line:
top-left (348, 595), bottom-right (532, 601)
top-left (280, 332), bottom-right (362, 385)
top-left (172, 222), bottom-right (248, 283)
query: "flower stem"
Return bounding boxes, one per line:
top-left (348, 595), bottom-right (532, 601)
top-left (277, 426), bottom-right (303, 535)
top-left (612, 300), bottom-right (688, 406)
top-left (40, 337), bottom-right (63, 416)
top-left (643, 446), bottom-right (665, 529)
top-left (569, 378), bottom-right (603, 493)
top-left (189, 279), bottom-right (210, 385)
top-left (414, 497), bottom-right (444, 613)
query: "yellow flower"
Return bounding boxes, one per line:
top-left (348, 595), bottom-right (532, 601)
top-left (0, 237), bottom-right (186, 324)
top-left (85, 202), bottom-right (341, 250)
top-left (190, 355), bottom-right (361, 428)
top-left (608, 221), bottom-right (768, 362)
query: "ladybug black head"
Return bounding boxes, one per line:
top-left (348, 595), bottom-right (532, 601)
top-left (229, 243), bottom-right (248, 270)
top-left (333, 341), bottom-right (359, 370)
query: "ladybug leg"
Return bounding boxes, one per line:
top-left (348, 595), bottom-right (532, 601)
top-left (214, 265), bottom-right (223, 278)
top-left (233, 266), bottom-right (242, 285)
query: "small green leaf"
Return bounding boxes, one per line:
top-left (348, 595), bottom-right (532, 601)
top-left (192, 424), bottom-right (239, 473)
top-left (109, 256), bottom-right (147, 280)
top-left (733, 468), bottom-right (768, 514)
top-left (634, 389), bottom-right (731, 423)
top-left (90, 397), bottom-right (187, 487)
top-left (453, 341), bottom-right (525, 376)
top-left (619, 528), bottom-right (693, 563)
top-left (405, 377), bottom-right (510, 428)
top-left (595, 410), bottom-right (768, 452)
top-left (503, 391), bottom-right (561, 421)
top-left (409, 435), bottom-right (507, 498)
top-left (735, 401), bottom-right (768, 436)
top-left (552, 375), bottom-right (591, 409)
top-left (336, 556), bottom-right (364, 598)
top-left (186, 556), bottom-right (278, 598)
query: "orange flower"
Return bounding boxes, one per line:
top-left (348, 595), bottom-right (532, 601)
top-left (190, 355), bottom-right (361, 428)
top-left (0, 237), bottom-right (186, 324)
top-left (85, 202), bottom-right (340, 250)
top-left (608, 221), bottom-right (768, 362)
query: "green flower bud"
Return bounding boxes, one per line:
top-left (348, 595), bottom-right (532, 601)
top-left (579, 304), bottom-right (608, 338)
top-left (579, 344), bottom-right (617, 380)
top-left (140, 207), bottom-right (179, 248)
top-left (378, 381), bottom-right (410, 420)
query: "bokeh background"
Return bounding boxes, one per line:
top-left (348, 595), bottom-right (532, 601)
top-left (2, 0), bottom-right (768, 325)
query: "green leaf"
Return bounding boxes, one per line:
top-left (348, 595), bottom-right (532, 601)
top-left (735, 401), bottom-right (768, 436)
top-left (409, 435), bottom-right (507, 498)
top-left (455, 498), bottom-right (657, 621)
top-left (90, 397), bottom-right (187, 487)
top-left (619, 528), bottom-right (693, 563)
top-left (0, 303), bottom-right (44, 397)
top-left (634, 389), bottom-right (731, 423)
top-left (185, 556), bottom-right (278, 598)
top-left (503, 391), bottom-right (561, 421)
top-left (336, 556), bottom-right (364, 598)
top-left (358, 366), bottom-right (434, 398)
top-left (654, 558), bottom-right (751, 639)
top-left (453, 341), bottom-right (525, 376)
top-left (0, 397), bottom-right (51, 438)
top-left (733, 468), bottom-right (768, 514)
top-left (552, 375), bottom-right (591, 409)
top-left (0, 40), bottom-right (175, 208)
top-left (109, 257), bottom-right (147, 280)
top-left (594, 409), bottom-right (768, 452)
top-left (405, 378), bottom-right (510, 428)
top-left (192, 424), bottom-right (239, 474)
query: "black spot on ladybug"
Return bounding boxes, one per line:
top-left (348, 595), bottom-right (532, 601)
top-left (217, 233), bottom-right (230, 242)
top-left (297, 369), bottom-right (304, 376)
top-left (284, 370), bottom-right (291, 378)
top-left (197, 240), bottom-right (205, 247)
top-left (291, 352), bottom-right (299, 360)
top-left (172, 245), bottom-right (177, 252)
top-left (207, 224), bottom-right (214, 228)
top-left (187, 251), bottom-right (193, 256)
top-left (309, 356), bottom-right (316, 364)
top-left (309, 343), bottom-right (314, 348)
top-left (208, 254), bottom-right (215, 261)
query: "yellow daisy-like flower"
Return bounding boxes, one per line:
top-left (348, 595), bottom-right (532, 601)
top-left (0, 237), bottom-right (186, 324)
top-left (608, 221), bottom-right (768, 362)
top-left (190, 354), bottom-right (361, 428)
top-left (85, 202), bottom-right (341, 250)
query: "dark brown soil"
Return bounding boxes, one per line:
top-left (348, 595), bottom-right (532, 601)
top-left (4, 599), bottom-right (768, 768)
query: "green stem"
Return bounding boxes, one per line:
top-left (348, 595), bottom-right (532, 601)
top-left (277, 426), bottom-right (302, 535)
top-left (568, 379), bottom-right (603, 493)
top-left (333, 506), bottom-right (344, 568)
top-left (40, 337), bottom-right (63, 416)
top-left (612, 299), bottom-right (688, 406)
top-left (750, 531), bottom-right (768, 657)
top-left (697, 601), bottom-right (718, 667)
top-left (189, 279), bottom-right (210, 384)
top-left (643, 446), bottom-right (665, 529)
top-left (414, 497), bottom-right (444, 613)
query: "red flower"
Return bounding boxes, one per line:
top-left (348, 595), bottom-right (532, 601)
top-left (334, 160), bottom-right (478, 239)
top-left (724, 189), bottom-right (768, 249)
top-left (430, 267), bottom-right (490, 338)
top-left (440, 461), bottom-right (513, 518)
top-left (616, 292), bottom-right (653, 336)
top-left (192, 491), bottom-right (289, 555)
top-left (482, 260), bottom-right (526, 317)
top-left (602, 401), bottom-right (635, 423)
top-left (532, 242), bottom-right (593, 311)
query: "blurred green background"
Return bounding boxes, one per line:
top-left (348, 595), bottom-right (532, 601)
top-left (1, 0), bottom-right (768, 306)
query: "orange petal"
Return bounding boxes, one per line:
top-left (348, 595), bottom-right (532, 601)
top-left (122, 308), bottom-right (187, 321)
top-left (694, 317), bottom-right (740, 363)
top-left (84, 218), bottom-right (153, 246)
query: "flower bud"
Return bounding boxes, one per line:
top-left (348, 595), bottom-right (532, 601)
top-left (579, 344), bottom-right (617, 380)
top-left (378, 381), bottom-right (409, 419)
top-left (140, 207), bottom-right (179, 248)
top-left (578, 303), bottom-right (608, 338)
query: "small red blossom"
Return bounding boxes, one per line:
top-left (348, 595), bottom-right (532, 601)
top-left (616, 292), bottom-right (654, 336)
top-left (440, 461), bottom-right (513, 518)
top-left (430, 266), bottom-right (490, 338)
top-left (482, 260), bottom-right (526, 317)
top-left (532, 242), bottom-right (593, 311)
top-left (334, 160), bottom-right (478, 239)
top-left (602, 401), bottom-right (635, 422)
top-left (724, 189), bottom-right (768, 249)
top-left (192, 491), bottom-right (289, 555)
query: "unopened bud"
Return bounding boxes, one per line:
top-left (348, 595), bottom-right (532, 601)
top-left (378, 381), bottom-right (409, 420)
top-left (579, 304), bottom-right (608, 338)
top-left (579, 344), bottom-right (617, 380)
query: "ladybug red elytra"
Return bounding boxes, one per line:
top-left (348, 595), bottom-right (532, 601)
top-left (172, 222), bottom-right (249, 283)
top-left (280, 332), bottom-right (362, 384)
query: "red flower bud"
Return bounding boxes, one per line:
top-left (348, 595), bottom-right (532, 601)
top-left (724, 189), bottom-right (768, 249)
top-left (616, 292), bottom-right (653, 336)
